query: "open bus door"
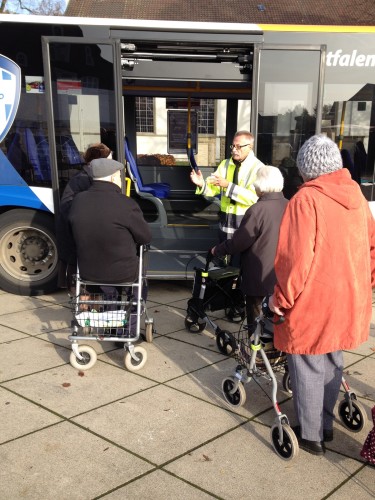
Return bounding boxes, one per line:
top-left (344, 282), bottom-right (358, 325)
top-left (252, 44), bottom-right (326, 198)
top-left (111, 28), bottom-right (261, 278)
top-left (42, 33), bottom-right (260, 279)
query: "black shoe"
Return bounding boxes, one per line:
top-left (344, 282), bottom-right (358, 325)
top-left (323, 429), bottom-right (334, 442)
top-left (292, 426), bottom-right (325, 456)
top-left (299, 438), bottom-right (325, 456)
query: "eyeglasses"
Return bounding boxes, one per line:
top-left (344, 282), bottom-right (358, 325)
top-left (230, 143), bottom-right (251, 150)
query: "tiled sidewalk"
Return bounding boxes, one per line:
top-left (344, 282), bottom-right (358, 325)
top-left (0, 282), bottom-right (374, 499)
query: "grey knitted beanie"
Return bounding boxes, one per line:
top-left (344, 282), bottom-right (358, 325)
top-left (297, 134), bottom-right (343, 180)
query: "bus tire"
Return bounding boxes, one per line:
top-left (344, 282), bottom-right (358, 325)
top-left (0, 209), bottom-right (59, 296)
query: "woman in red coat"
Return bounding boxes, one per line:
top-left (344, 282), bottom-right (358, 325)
top-left (269, 135), bottom-right (375, 456)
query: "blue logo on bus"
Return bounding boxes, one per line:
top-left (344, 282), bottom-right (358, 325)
top-left (0, 54), bottom-right (21, 144)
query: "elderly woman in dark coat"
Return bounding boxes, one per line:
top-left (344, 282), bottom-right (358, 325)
top-left (56, 143), bottom-right (112, 290)
top-left (212, 165), bottom-right (288, 326)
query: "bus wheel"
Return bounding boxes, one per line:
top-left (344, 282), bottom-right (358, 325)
top-left (0, 209), bottom-right (58, 296)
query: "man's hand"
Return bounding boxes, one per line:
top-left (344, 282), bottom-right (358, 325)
top-left (211, 246), bottom-right (216, 255)
top-left (268, 294), bottom-right (284, 317)
top-left (207, 174), bottom-right (229, 188)
top-left (190, 169), bottom-right (204, 187)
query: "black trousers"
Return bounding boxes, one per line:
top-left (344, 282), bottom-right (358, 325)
top-left (245, 295), bottom-right (263, 328)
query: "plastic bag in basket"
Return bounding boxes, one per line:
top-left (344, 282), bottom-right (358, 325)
top-left (76, 310), bottom-right (128, 328)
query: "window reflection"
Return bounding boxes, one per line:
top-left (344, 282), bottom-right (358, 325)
top-left (322, 83), bottom-right (375, 195)
top-left (257, 50), bottom-right (320, 198)
top-left (50, 43), bottom-right (117, 193)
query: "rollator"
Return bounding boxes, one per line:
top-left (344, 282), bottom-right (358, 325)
top-left (68, 245), bottom-right (154, 372)
top-left (222, 297), bottom-right (368, 460)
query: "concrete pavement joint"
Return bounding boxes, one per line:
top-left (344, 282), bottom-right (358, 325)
top-left (321, 463), bottom-right (373, 499)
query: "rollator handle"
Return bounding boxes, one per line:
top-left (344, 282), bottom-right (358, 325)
top-left (261, 295), bottom-right (285, 324)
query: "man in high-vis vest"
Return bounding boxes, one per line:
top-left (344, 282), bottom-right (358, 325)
top-left (190, 130), bottom-right (264, 243)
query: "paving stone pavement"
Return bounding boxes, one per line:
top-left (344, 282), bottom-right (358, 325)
top-left (0, 282), bottom-right (374, 500)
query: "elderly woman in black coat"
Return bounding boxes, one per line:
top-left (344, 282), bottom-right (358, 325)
top-left (212, 165), bottom-right (288, 327)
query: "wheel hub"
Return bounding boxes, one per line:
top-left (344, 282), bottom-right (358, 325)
top-left (20, 236), bottom-right (50, 262)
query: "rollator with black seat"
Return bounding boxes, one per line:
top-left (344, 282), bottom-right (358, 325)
top-left (185, 251), bottom-right (245, 349)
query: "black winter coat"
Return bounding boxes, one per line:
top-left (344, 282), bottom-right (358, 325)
top-left (69, 181), bottom-right (152, 283)
top-left (56, 166), bottom-right (93, 264)
top-left (214, 192), bottom-right (288, 296)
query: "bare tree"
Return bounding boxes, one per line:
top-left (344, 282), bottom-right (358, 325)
top-left (0, 0), bottom-right (65, 15)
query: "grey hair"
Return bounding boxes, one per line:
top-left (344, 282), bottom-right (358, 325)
top-left (233, 130), bottom-right (254, 146)
top-left (297, 134), bottom-right (342, 180)
top-left (253, 166), bottom-right (284, 194)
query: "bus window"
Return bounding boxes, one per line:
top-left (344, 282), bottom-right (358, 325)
top-left (256, 49), bottom-right (322, 199)
top-left (47, 42), bottom-right (117, 194)
top-left (5, 91), bottom-right (51, 187)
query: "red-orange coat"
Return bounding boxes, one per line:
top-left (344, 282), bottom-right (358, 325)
top-left (273, 168), bottom-right (375, 355)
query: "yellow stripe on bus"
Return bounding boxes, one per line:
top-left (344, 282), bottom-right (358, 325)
top-left (258, 24), bottom-right (375, 33)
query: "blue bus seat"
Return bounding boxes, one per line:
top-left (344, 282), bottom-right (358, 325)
top-left (6, 128), bottom-right (25, 172)
top-left (124, 137), bottom-right (171, 198)
top-left (24, 127), bottom-right (45, 181)
top-left (8, 126), bottom-right (52, 182)
top-left (34, 129), bottom-right (51, 181)
top-left (59, 135), bottom-right (83, 165)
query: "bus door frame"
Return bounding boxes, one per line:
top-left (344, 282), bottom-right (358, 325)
top-left (251, 43), bottom-right (326, 156)
top-left (41, 36), bottom-right (124, 215)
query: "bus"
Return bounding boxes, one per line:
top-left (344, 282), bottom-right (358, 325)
top-left (0, 14), bottom-right (374, 295)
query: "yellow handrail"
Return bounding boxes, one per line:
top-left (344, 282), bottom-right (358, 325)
top-left (125, 176), bottom-right (131, 197)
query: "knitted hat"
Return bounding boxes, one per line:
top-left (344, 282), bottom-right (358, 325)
top-left (297, 135), bottom-right (343, 180)
top-left (91, 158), bottom-right (124, 178)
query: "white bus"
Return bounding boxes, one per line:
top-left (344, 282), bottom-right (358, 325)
top-left (0, 14), bottom-right (374, 294)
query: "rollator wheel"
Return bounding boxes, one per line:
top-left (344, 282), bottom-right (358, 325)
top-left (70, 345), bottom-right (97, 371)
top-left (184, 315), bottom-right (206, 333)
top-left (338, 398), bottom-right (367, 432)
top-left (216, 330), bottom-right (235, 355)
top-left (282, 372), bottom-right (293, 394)
top-left (222, 377), bottom-right (246, 407)
top-left (270, 423), bottom-right (299, 460)
top-left (124, 346), bottom-right (147, 371)
top-left (145, 322), bottom-right (154, 343)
